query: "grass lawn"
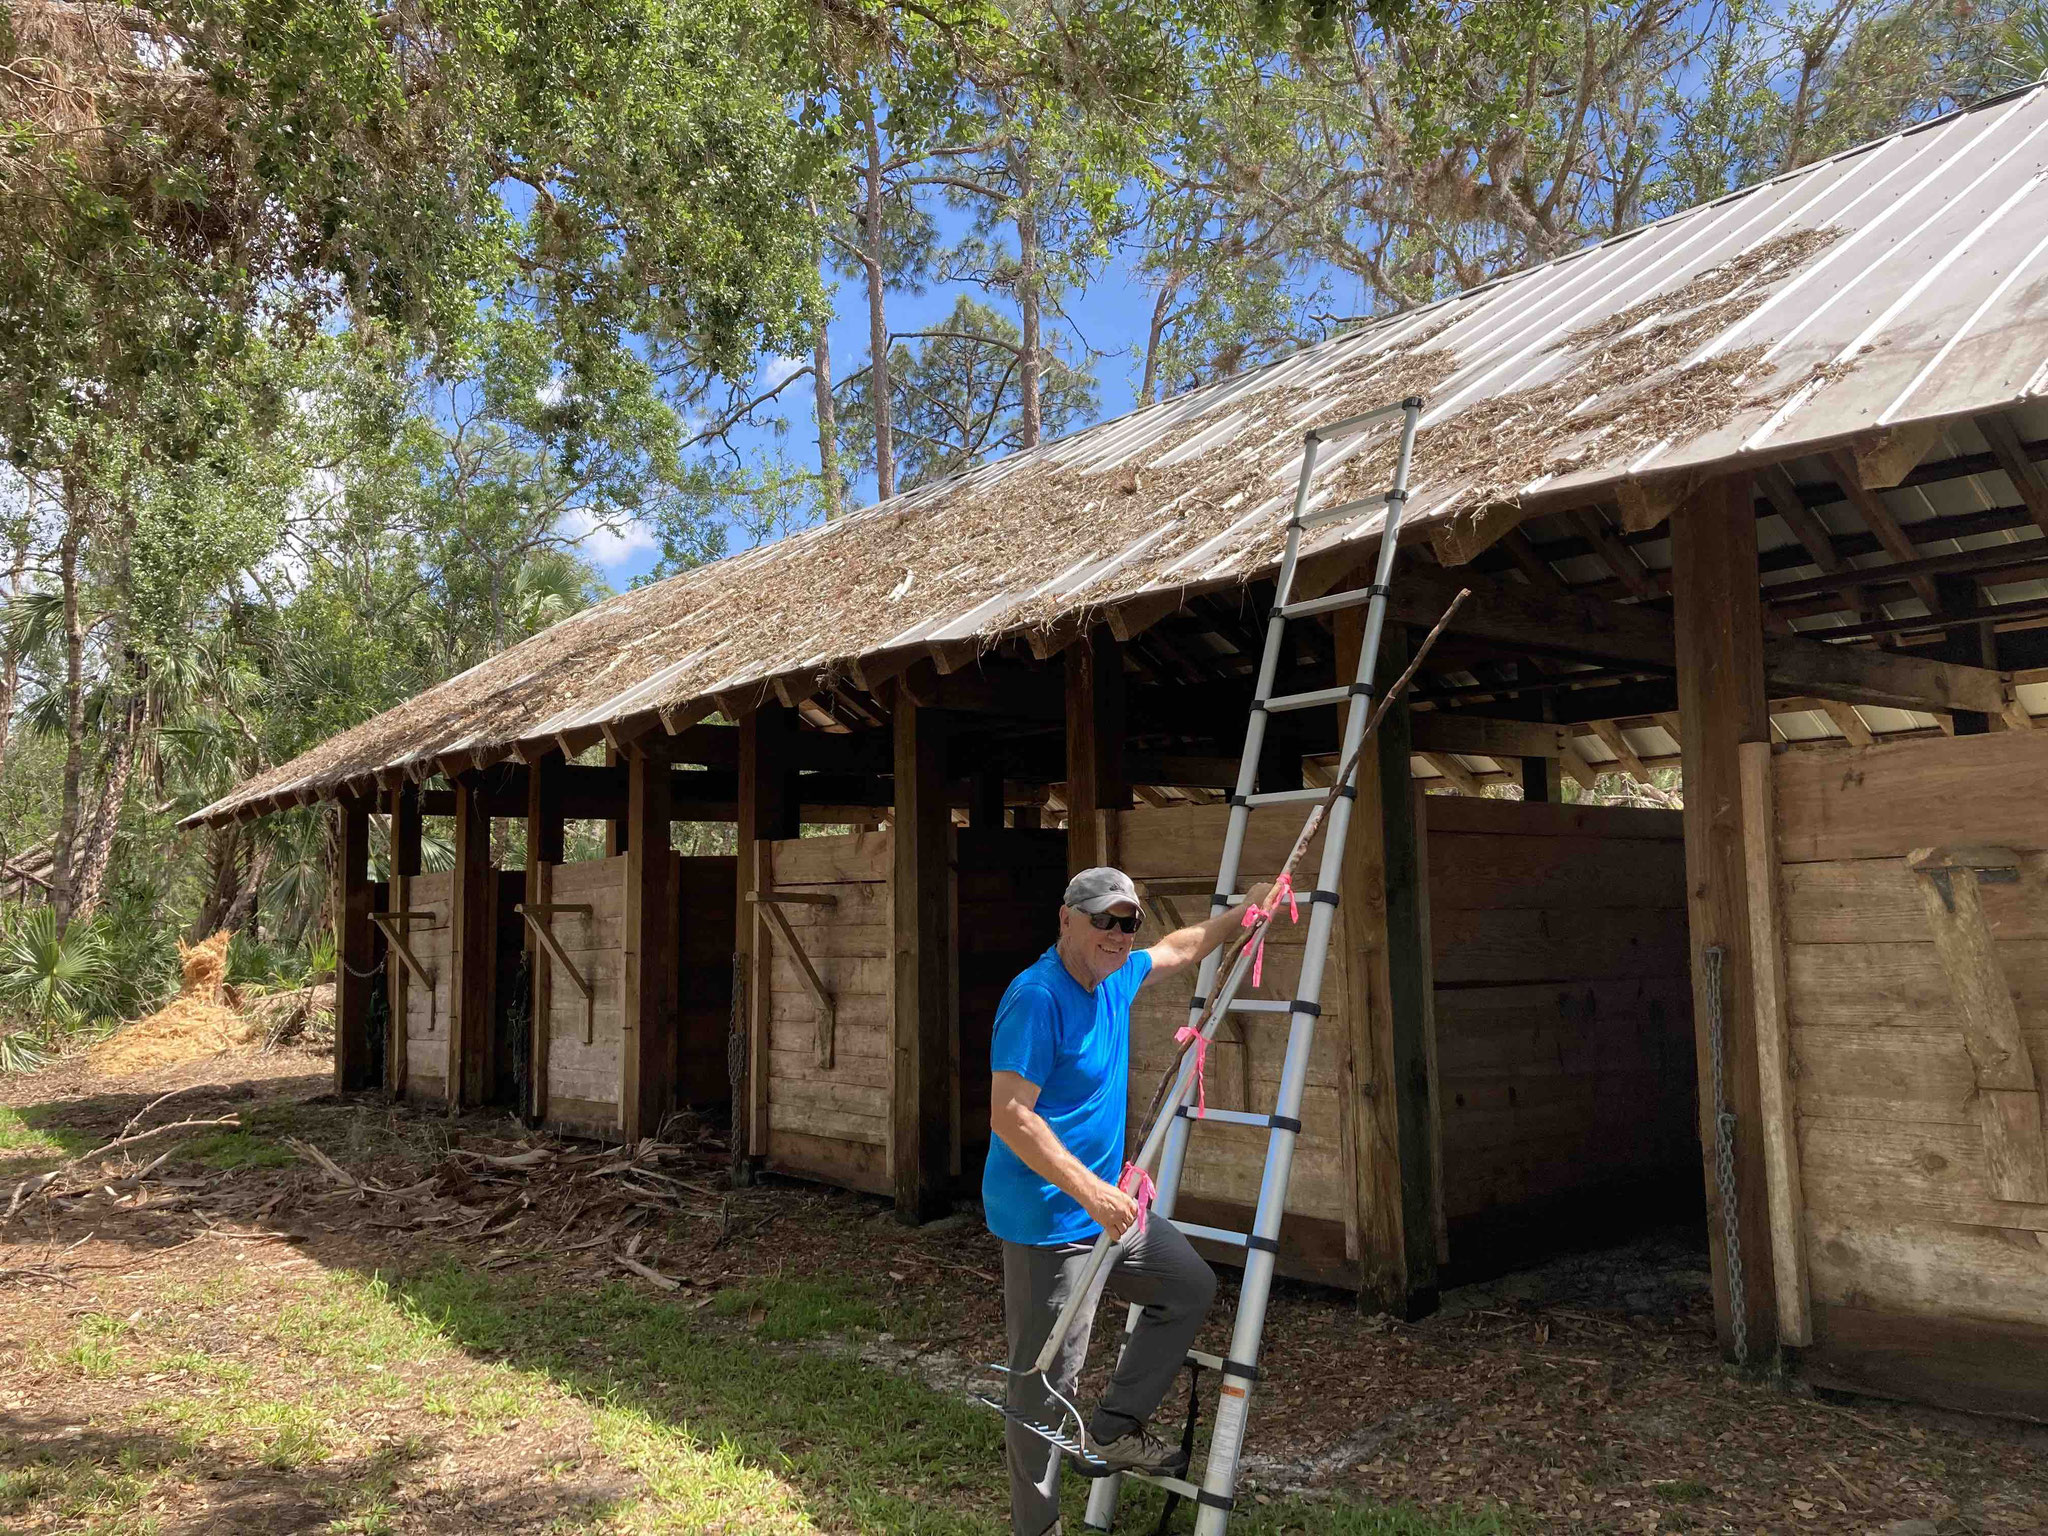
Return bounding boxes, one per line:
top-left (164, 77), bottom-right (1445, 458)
top-left (3, 1252), bottom-right (1513, 1535)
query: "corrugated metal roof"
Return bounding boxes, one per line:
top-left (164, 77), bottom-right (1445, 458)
top-left (189, 80), bottom-right (2048, 825)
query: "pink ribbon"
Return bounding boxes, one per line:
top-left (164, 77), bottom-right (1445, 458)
top-left (1174, 1024), bottom-right (1209, 1118)
top-left (1118, 1161), bottom-right (1156, 1236)
top-left (1238, 872), bottom-right (1300, 989)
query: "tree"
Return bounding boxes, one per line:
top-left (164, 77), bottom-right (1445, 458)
top-left (840, 297), bottom-right (1097, 489)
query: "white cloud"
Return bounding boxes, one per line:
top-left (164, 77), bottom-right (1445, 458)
top-left (561, 508), bottom-right (660, 570)
top-left (758, 354), bottom-right (809, 391)
top-left (536, 376), bottom-right (570, 406)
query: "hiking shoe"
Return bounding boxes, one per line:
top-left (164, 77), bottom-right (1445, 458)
top-left (1080, 1426), bottom-right (1189, 1478)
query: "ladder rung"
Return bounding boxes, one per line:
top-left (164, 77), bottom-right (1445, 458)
top-left (1171, 1219), bottom-right (1249, 1249)
top-left (1261, 684), bottom-right (1363, 714)
top-left (1291, 494), bottom-right (1384, 531)
top-left (1175, 1106), bottom-right (1303, 1135)
top-left (1278, 585), bottom-right (1383, 620)
top-left (1307, 397), bottom-right (1418, 444)
top-left (1131, 1471), bottom-right (1203, 1500)
top-left (1186, 1349), bottom-right (1226, 1370)
top-left (1226, 998), bottom-right (1291, 1013)
top-left (1244, 787), bottom-right (1328, 807)
top-left (1179, 1107), bottom-right (1268, 1128)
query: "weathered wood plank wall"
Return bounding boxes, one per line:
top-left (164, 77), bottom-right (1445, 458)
top-left (1118, 802), bottom-right (1354, 1285)
top-left (539, 855), bottom-right (627, 1134)
top-left (1426, 797), bottom-right (1697, 1276)
top-left (1774, 730), bottom-right (2048, 1420)
top-left (402, 871), bottom-right (453, 1102)
top-left (762, 831), bottom-right (894, 1195)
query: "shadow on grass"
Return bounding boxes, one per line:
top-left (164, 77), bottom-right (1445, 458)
top-left (0, 1409), bottom-right (460, 1534)
top-left (387, 1263), bottom-right (1514, 1536)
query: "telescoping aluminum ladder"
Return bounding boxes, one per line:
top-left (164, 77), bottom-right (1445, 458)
top-left (1076, 395), bottom-right (1427, 1533)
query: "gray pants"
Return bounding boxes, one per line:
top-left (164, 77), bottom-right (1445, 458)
top-left (1001, 1220), bottom-right (1217, 1536)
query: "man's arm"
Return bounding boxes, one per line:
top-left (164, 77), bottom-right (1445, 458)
top-left (1143, 881), bottom-right (1273, 986)
top-left (990, 1070), bottom-right (1140, 1239)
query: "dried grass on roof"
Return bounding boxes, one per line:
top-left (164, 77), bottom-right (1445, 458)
top-left (194, 231), bottom-right (1852, 819)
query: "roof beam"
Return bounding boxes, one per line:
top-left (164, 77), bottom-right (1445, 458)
top-left (1407, 713), bottom-right (1575, 760)
top-left (1388, 561), bottom-right (1677, 669)
top-left (1977, 412), bottom-right (2048, 538)
top-left (1761, 633), bottom-right (2006, 716)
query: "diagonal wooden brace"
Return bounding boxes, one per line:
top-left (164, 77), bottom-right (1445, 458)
top-left (748, 891), bottom-right (838, 1069)
top-left (514, 903), bottom-right (597, 1045)
top-left (371, 910), bottom-right (442, 1035)
top-left (1908, 846), bottom-right (2048, 1204)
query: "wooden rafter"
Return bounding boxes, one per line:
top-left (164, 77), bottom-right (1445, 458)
top-left (1570, 506), bottom-right (1662, 602)
top-left (1587, 719), bottom-right (1652, 783)
top-left (1977, 412), bottom-right (2048, 538)
top-left (1815, 698), bottom-right (1874, 747)
top-left (1758, 464), bottom-right (1874, 623)
top-left (1825, 450), bottom-right (1943, 610)
top-left (1499, 527), bottom-right (1571, 594)
top-left (1421, 751), bottom-right (1482, 795)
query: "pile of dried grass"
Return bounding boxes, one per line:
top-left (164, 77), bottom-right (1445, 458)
top-left (88, 931), bottom-right (255, 1078)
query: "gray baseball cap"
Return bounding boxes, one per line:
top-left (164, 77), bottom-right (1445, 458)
top-left (1064, 866), bottom-right (1141, 914)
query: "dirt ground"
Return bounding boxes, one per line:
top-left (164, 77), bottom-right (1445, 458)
top-left (3, 1045), bottom-right (2045, 1535)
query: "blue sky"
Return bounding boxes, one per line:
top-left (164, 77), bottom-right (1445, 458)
top-left (583, 205), bottom-right (1371, 588)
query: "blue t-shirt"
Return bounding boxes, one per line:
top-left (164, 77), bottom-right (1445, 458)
top-left (982, 945), bottom-right (1155, 1246)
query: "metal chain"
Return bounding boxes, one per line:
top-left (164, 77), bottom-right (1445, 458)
top-left (1705, 944), bottom-right (1747, 1366)
top-left (726, 953), bottom-right (748, 1174)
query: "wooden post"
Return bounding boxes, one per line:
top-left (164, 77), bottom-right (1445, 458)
top-left (332, 796), bottom-right (377, 1093)
top-left (1333, 615), bottom-right (1440, 1318)
top-left (1671, 472), bottom-right (1781, 1361)
top-left (386, 781), bottom-right (420, 1098)
top-left (972, 763), bottom-right (1006, 830)
top-left (605, 744), bottom-right (629, 854)
top-left (1935, 575), bottom-right (1993, 734)
top-left (1521, 756), bottom-right (1562, 802)
top-left (525, 754), bottom-right (566, 1124)
top-left (449, 773), bottom-right (495, 1110)
top-left (736, 706), bottom-right (797, 1175)
top-left (892, 689), bottom-right (953, 1222)
top-left (621, 741), bottom-right (676, 1140)
top-left (1065, 627), bottom-right (1128, 873)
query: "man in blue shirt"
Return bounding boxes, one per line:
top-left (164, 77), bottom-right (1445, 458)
top-left (986, 865), bottom-right (1271, 1536)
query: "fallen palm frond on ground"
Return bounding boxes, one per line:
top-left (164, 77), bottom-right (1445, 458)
top-left (283, 1129), bottom-right (736, 1286)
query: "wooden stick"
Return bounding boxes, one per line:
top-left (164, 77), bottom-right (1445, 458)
top-left (1132, 588), bottom-right (1471, 1145)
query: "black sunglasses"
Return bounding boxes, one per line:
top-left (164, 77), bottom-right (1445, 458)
top-left (1081, 909), bottom-right (1143, 934)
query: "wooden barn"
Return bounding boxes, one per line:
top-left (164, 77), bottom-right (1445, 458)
top-left (190, 81), bottom-right (2048, 1421)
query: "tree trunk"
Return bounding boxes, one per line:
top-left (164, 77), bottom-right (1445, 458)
top-left (220, 839), bottom-right (273, 935)
top-left (190, 824), bottom-right (247, 941)
top-left (69, 681), bottom-right (143, 922)
top-left (861, 99), bottom-right (896, 502)
top-left (1015, 141), bottom-right (1042, 448)
top-left (815, 316), bottom-right (842, 519)
top-left (1139, 284), bottom-right (1174, 407)
top-left (50, 476), bottom-right (86, 930)
top-left (0, 530), bottom-right (32, 798)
